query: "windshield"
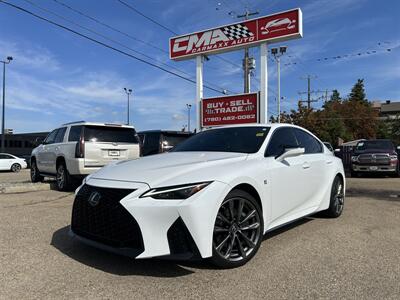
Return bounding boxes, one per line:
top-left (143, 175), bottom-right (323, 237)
top-left (356, 140), bottom-right (394, 151)
top-left (172, 127), bottom-right (270, 154)
top-left (84, 126), bottom-right (139, 143)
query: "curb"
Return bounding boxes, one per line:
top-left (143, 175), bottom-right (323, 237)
top-left (0, 182), bottom-right (52, 194)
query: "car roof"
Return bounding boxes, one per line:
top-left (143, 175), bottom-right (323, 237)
top-left (61, 121), bottom-right (135, 129)
top-left (138, 130), bottom-right (193, 135)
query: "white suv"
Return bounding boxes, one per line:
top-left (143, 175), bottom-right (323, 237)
top-left (30, 121), bottom-right (140, 191)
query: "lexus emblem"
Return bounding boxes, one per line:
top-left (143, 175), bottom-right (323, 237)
top-left (88, 191), bottom-right (101, 207)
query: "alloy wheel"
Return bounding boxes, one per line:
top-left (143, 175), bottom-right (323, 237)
top-left (57, 165), bottom-right (65, 189)
top-left (213, 197), bottom-right (261, 262)
top-left (334, 180), bottom-right (344, 215)
top-left (12, 164), bottom-right (21, 172)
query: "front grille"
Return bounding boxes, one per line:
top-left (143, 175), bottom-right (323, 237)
top-left (71, 184), bottom-right (144, 250)
top-left (358, 153), bottom-right (390, 165)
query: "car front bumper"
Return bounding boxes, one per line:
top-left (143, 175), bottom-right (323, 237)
top-left (352, 164), bottom-right (397, 172)
top-left (71, 178), bottom-right (231, 259)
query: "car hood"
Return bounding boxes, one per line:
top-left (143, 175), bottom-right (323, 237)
top-left (90, 151), bottom-right (248, 187)
top-left (354, 149), bottom-right (396, 155)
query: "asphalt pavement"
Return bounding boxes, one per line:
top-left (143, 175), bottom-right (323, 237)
top-left (0, 176), bottom-right (399, 299)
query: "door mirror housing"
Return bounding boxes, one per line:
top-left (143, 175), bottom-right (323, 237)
top-left (276, 147), bottom-right (305, 162)
top-left (33, 137), bottom-right (45, 147)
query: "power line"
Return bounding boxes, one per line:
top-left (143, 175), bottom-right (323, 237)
top-left (21, 0), bottom-right (235, 94)
top-left (51, 0), bottom-right (168, 54)
top-left (0, 0), bottom-right (226, 94)
top-left (117, 0), bottom-right (177, 35)
top-left (117, 0), bottom-right (243, 70)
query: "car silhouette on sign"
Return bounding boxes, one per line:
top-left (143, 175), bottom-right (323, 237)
top-left (260, 18), bottom-right (296, 35)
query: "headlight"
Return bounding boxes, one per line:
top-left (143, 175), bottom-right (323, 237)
top-left (351, 156), bottom-right (358, 162)
top-left (390, 155), bottom-right (398, 160)
top-left (140, 182), bottom-right (212, 200)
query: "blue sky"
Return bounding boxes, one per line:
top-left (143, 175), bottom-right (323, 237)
top-left (0, 0), bottom-right (399, 133)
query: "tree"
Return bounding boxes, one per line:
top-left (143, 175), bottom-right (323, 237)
top-left (349, 79), bottom-right (367, 104)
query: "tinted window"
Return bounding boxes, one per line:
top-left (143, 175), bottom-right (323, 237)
top-left (265, 127), bottom-right (298, 157)
top-left (0, 154), bottom-right (13, 159)
top-left (84, 126), bottom-right (139, 143)
top-left (45, 129), bottom-right (58, 144)
top-left (356, 140), bottom-right (394, 151)
top-left (68, 126), bottom-right (83, 142)
top-left (173, 127), bottom-right (270, 154)
top-left (142, 133), bottom-right (160, 156)
top-left (54, 127), bottom-right (67, 143)
top-left (162, 134), bottom-right (191, 148)
top-left (294, 128), bottom-right (322, 154)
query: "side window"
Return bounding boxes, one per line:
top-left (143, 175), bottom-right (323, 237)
top-left (68, 126), bottom-right (83, 142)
top-left (0, 154), bottom-right (9, 159)
top-left (54, 127), bottom-right (67, 143)
top-left (44, 129), bottom-right (59, 145)
top-left (293, 128), bottom-right (322, 154)
top-left (265, 127), bottom-right (298, 157)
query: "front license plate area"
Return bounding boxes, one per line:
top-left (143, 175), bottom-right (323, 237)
top-left (369, 166), bottom-right (378, 171)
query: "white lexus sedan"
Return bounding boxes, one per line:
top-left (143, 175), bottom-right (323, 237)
top-left (70, 124), bottom-right (345, 268)
top-left (0, 153), bottom-right (28, 172)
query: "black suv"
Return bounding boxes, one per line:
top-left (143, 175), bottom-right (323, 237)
top-left (138, 130), bottom-right (193, 156)
top-left (351, 139), bottom-right (399, 177)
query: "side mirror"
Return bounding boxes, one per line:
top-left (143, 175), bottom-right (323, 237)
top-left (397, 146), bottom-right (400, 150)
top-left (276, 147), bottom-right (305, 162)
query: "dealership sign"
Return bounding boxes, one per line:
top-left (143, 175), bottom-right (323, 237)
top-left (170, 8), bottom-right (302, 60)
top-left (202, 93), bottom-right (259, 127)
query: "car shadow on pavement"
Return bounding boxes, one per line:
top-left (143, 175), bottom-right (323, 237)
top-left (51, 226), bottom-right (195, 277)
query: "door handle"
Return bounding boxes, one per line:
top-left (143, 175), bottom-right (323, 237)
top-left (326, 160), bottom-right (333, 165)
top-left (302, 162), bottom-right (311, 169)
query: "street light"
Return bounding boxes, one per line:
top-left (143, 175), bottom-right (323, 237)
top-left (186, 104), bottom-right (192, 132)
top-left (271, 46), bottom-right (287, 123)
top-left (123, 87), bottom-right (132, 125)
top-left (1, 56), bottom-right (13, 153)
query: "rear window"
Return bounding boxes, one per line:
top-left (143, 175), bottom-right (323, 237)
top-left (84, 126), bottom-right (139, 143)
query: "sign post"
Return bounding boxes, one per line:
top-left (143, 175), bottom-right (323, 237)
top-left (169, 8), bottom-right (303, 130)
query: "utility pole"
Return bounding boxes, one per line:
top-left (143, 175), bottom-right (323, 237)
top-left (186, 104), bottom-right (192, 132)
top-left (1, 56), bottom-right (13, 153)
top-left (271, 46), bottom-right (287, 123)
top-left (299, 75), bottom-right (318, 109)
top-left (123, 88), bottom-right (132, 125)
top-left (237, 9), bottom-right (258, 93)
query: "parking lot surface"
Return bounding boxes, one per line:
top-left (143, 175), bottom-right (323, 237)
top-left (0, 176), bottom-right (399, 299)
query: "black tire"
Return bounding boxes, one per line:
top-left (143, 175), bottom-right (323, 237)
top-left (323, 176), bottom-right (345, 218)
top-left (30, 159), bottom-right (44, 182)
top-left (210, 189), bottom-right (263, 268)
top-left (56, 162), bottom-right (72, 191)
top-left (11, 163), bottom-right (21, 173)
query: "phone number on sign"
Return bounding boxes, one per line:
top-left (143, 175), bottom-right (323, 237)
top-left (204, 114), bottom-right (256, 122)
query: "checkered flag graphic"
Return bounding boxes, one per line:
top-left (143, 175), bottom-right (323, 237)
top-left (222, 24), bottom-right (254, 40)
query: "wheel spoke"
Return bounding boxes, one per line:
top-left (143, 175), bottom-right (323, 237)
top-left (224, 234), bottom-right (236, 258)
top-left (217, 213), bottom-right (230, 225)
top-left (239, 209), bottom-right (256, 225)
top-left (240, 222), bottom-right (260, 231)
top-left (236, 235), bottom-right (246, 259)
top-left (214, 226), bottom-right (229, 233)
top-left (216, 234), bottom-right (230, 251)
top-left (229, 200), bottom-right (235, 221)
top-left (237, 199), bottom-right (244, 222)
top-left (238, 231), bottom-right (255, 248)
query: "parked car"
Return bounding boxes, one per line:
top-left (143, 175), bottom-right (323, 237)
top-left (31, 121), bottom-right (140, 191)
top-left (351, 139), bottom-right (399, 177)
top-left (70, 124), bottom-right (345, 268)
top-left (138, 130), bottom-right (194, 156)
top-left (323, 142), bottom-right (334, 152)
top-left (0, 153), bottom-right (27, 172)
